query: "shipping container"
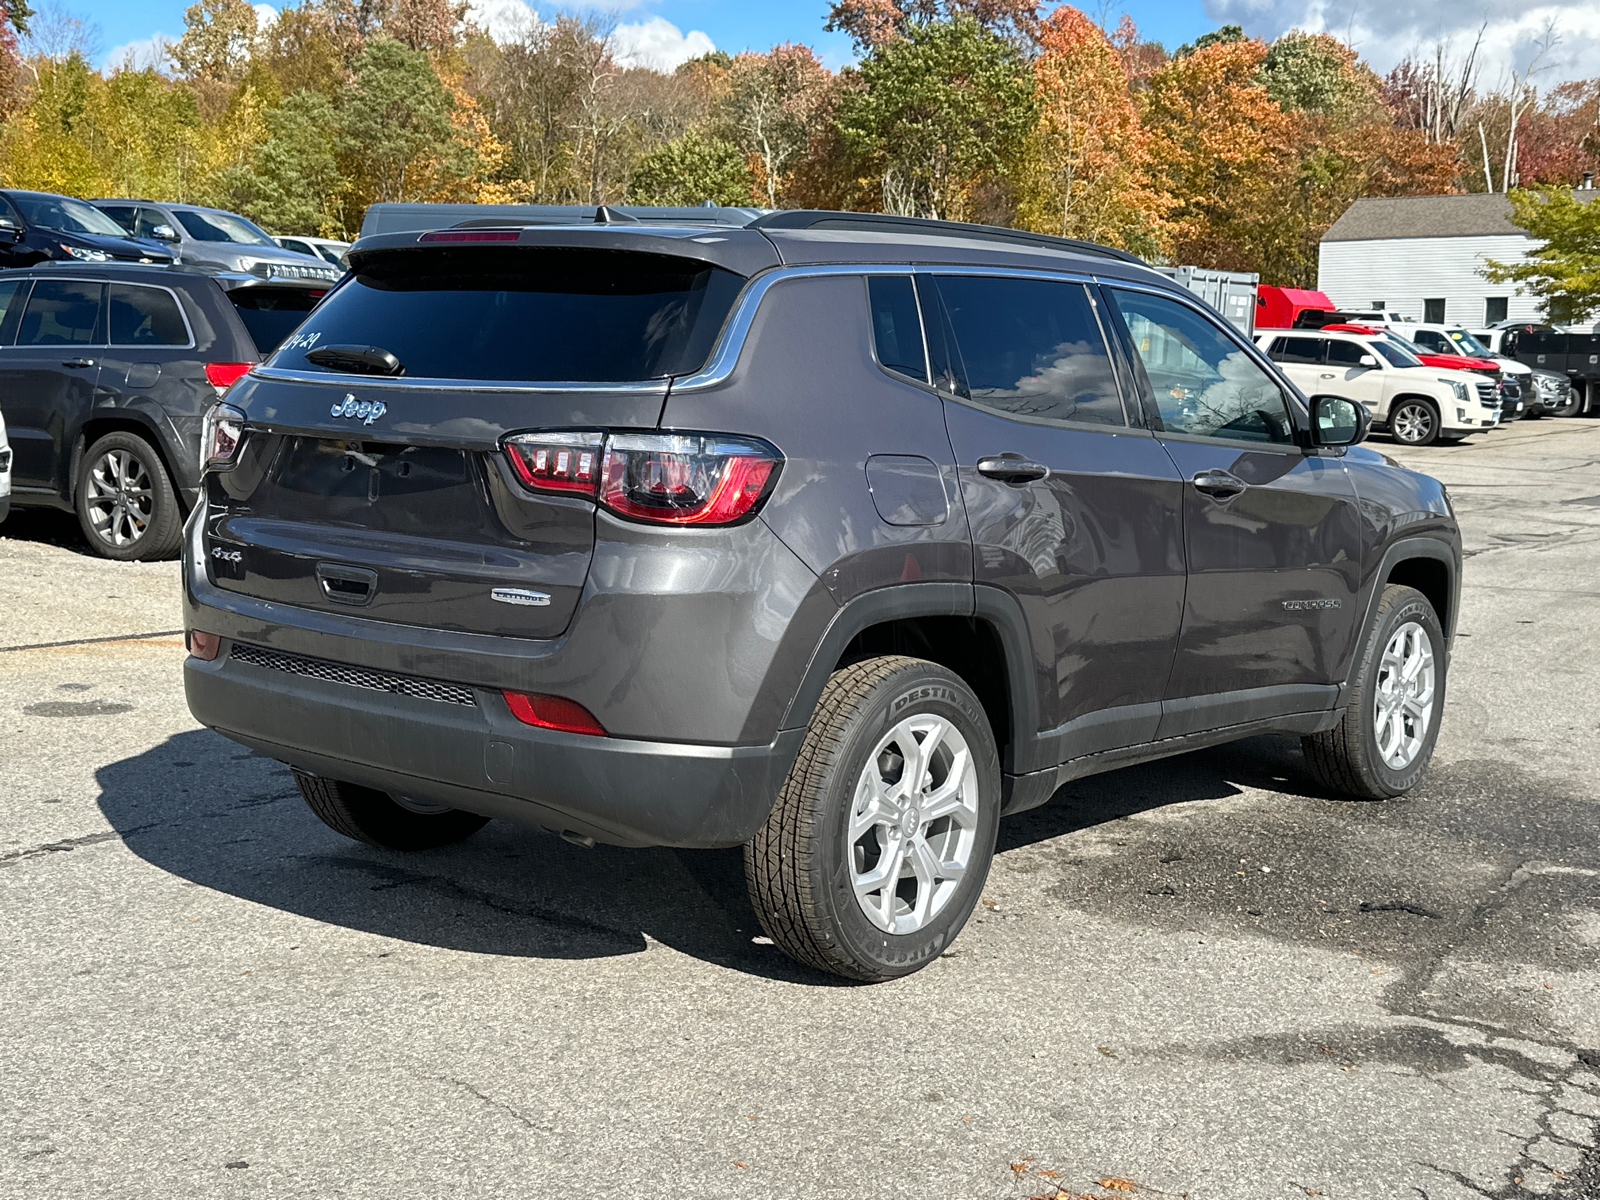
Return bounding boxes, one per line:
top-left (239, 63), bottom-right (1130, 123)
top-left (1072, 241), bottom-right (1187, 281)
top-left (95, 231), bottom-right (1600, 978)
top-left (1155, 266), bottom-right (1260, 335)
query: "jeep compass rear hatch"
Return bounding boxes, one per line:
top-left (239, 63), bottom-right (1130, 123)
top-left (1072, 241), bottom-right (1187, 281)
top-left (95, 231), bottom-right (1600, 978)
top-left (202, 239), bottom-right (759, 638)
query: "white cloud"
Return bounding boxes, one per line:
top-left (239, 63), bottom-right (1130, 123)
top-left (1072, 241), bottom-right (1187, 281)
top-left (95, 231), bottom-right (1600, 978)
top-left (612, 16), bottom-right (714, 71)
top-left (466, 0), bottom-right (541, 43)
top-left (105, 33), bottom-right (171, 71)
top-left (1204, 0), bottom-right (1600, 85)
top-left (253, 3), bottom-right (278, 31)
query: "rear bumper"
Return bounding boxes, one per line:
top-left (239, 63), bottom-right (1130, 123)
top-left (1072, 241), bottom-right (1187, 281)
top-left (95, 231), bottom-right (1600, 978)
top-left (184, 645), bottom-right (804, 848)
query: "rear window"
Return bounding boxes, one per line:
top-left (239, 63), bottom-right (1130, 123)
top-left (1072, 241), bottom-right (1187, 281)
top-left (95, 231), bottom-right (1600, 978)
top-left (269, 246), bottom-right (745, 382)
top-left (228, 286), bottom-right (326, 355)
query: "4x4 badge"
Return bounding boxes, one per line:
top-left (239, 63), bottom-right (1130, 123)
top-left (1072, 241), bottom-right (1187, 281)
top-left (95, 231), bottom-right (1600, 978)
top-left (332, 394), bottom-right (387, 426)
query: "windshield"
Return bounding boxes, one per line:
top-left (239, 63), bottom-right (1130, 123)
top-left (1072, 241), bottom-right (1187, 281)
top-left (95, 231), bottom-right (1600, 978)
top-left (12, 193), bottom-right (132, 237)
top-left (174, 209), bottom-right (277, 246)
top-left (271, 246), bottom-right (745, 382)
top-left (1446, 328), bottom-right (1493, 357)
top-left (1372, 337), bottom-right (1423, 368)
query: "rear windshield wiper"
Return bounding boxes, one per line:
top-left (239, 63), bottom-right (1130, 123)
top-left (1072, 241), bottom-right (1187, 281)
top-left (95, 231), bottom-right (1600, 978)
top-left (304, 344), bottom-right (404, 376)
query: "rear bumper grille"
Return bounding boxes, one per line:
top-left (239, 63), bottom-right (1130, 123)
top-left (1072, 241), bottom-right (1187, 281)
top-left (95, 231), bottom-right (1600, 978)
top-left (230, 642), bottom-right (478, 706)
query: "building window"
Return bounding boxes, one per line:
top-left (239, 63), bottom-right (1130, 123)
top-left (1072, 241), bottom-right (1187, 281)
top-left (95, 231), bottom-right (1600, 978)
top-left (1371, 301), bottom-right (1385, 311)
top-left (1423, 298), bottom-right (1446, 323)
top-left (1485, 297), bottom-right (1508, 324)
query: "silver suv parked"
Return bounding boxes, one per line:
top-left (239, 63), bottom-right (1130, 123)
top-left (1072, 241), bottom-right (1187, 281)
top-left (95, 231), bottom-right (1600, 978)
top-left (92, 200), bottom-right (341, 284)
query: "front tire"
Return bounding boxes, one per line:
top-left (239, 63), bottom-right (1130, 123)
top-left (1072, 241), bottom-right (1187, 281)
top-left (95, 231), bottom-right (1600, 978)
top-left (745, 656), bottom-right (1001, 982)
top-left (293, 769), bottom-right (489, 850)
top-left (1389, 399), bottom-right (1442, 446)
top-left (75, 432), bottom-right (183, 560)
top-left (1302, 584), bottom-right (1446, 799)
top-left (1550, 390), bottom-right (1584, 418)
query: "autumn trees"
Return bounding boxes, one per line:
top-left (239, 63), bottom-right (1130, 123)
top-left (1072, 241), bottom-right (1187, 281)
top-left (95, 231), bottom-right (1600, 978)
top-left (0, 1), bottom-right (1597, 284)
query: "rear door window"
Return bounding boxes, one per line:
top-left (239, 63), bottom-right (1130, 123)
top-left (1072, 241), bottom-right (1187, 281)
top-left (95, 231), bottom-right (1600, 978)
top-left (0, 280), bottom-right (25, 345)
top-left (1267, 336), bottom-right (1322, 364)
top-left (18, 280), bottom-right (104, 345)
top-left (930, 275), bottom-right (1125, 426)
top-left (109, 284), bottom-right (190, 346)
top-left (226, 286), bottom-right (326, 356)
top-left (1324, 340), bottom-right (1370, 367)
top-left (271, 247), bottom-right (746, 382)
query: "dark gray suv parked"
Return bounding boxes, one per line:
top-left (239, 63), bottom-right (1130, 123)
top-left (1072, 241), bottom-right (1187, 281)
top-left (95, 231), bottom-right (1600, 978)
top-left (182, 211), bottom-right (1460, 981)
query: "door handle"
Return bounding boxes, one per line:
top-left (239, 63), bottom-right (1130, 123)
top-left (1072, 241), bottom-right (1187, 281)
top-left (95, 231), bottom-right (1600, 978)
top-left (1319, 372), bottom-right (1335, 379)
top-left (1191, 469), bottom-right (1247, 498)
top-left (316, 562), bottom-right (377, 606)
top-left (62, 358), bottom-right (96, 369)
top-left (976, 455), bottom-right (1050, 484)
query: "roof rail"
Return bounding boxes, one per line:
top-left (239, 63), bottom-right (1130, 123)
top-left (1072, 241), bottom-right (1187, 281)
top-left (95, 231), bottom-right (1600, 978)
top-left (748, 210), bottom-right (1147, 266)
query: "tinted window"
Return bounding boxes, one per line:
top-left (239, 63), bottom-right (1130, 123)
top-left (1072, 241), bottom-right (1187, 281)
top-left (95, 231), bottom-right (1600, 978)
top-left (1268, 336), bottom-right (1322, 364)
top-left (1411, 330), bottom-right (1448, 352)
top-left (1324, 340), bottom-right (1371, 366)
top-left (133, 207), bottom-right (173, 239)
top-left (867, 276), bottom-right (926, 382)
top-left (18, 281), bottom-right (104, 345)
top-left (0, 281), bottom-right (24, 345)
top-left (1371, 340), bottom-right (1419, 368)
top-left (1109, 288), bottom-right (1293, 443)
top-left (932, 276), bottom-right (1124, 426)
top-left (100, 205), bottom-right (138, 234)
top-left (109, 284), bottom-right (189, 346)
top-left (272, 247), bottom-right (746, 382)
top-left (227, 286), bottom-right (325, 355)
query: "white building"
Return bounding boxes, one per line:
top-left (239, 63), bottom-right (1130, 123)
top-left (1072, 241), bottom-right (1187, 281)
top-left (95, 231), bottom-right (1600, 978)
top-left (1317, 192), bottom-right (1587, 330)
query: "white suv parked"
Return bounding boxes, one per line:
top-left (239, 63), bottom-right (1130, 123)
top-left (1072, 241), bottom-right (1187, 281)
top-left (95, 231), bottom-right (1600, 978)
top-left (1256, 328), bottom-right (1499, 446)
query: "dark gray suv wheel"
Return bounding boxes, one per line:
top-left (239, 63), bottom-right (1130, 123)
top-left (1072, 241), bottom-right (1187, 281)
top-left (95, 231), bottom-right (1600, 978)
top-left (745, 657), bottom-right (1001, 982)
top-left (75, 432), bottom-right (183, 561)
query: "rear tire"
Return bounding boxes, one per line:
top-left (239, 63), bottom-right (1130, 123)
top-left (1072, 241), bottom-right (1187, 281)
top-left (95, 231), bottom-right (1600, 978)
top-left (293, 769), bottom-right (489, 850)
top-left (744, 656), bottom-right (1001, 982)
top-left (75, 432), bottom-right (182, 561)
top-left (1302, 585), bottom-right (1446, 800)
top-left (1389, 399), bottom-right (1442, 446)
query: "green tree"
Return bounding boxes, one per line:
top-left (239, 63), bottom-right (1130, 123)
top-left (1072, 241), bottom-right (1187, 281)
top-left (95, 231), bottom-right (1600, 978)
top-left (835, 15), bottom-right (1035, 221)
top-left (1257, 31), bottom-right (1376, 119)
top-left (1176, 24), bottom-right (1243, 57)
top-left (1484, 189), bottom-right (1600, 325)
top-left (218, 87), bottom-right (347, 233)
top-left (337, 36), bottom-right (473, 202)
top-left (721, 44), bottom-right (828, 206)
top-left (626, 129), bottom-right (752, 205)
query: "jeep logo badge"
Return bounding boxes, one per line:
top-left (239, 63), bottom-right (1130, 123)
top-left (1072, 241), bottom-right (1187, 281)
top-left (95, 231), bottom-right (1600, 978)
top-left (332, 393), bottom-right (387, 426)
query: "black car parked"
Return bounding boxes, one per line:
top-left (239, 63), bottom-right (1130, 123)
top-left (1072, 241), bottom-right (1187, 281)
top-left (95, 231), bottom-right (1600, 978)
top-left (182, 209), bottom-right (1461, 981)
top-left (0, 190), bottom-right (175, 268)
top-left (0, 262), bottom-right (327, 559)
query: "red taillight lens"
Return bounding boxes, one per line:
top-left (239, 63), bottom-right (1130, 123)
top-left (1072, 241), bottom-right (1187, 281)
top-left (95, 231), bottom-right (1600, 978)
top-left (419, 229), bottom-right (522, 243)
top-left (503, 431), bottom-right (605, 495)
top-left (205, 362), bottom-right (253, 396)
top-left (201, 402), bottom-right (246, 473)
top-left (600, 434), bottom-right (780, 525)
top-left (503, 691), bottom-right (607, 736)
top-left (185, 630), bottom-right (221, 661)
top-left (501, 431), bottom-right (782, 526)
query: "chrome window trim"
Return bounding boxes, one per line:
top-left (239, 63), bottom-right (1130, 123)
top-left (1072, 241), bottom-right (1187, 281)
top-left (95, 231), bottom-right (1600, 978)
top-left (0, 276), bottom-right (197, 350)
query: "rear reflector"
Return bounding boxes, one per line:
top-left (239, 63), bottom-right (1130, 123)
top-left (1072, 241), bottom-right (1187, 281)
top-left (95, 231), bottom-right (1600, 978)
top-left (503, 691), bottom-right (607, 736)
top-left (419, 229), bottom-right (522, 243)
top-left (186, 630), bottom-right (221, 661)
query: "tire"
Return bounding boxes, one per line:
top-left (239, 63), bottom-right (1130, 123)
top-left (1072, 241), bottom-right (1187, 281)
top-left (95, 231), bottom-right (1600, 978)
top-left (1550, 390), bottom-right (1584, 418)
top-left (1389, 398), bottom-right (1442, 446)
top-left (1302, 584), bottom-right (1446, 800)
top-left (75, 432), bottom-right (183, 561)
top-left (744, 656), bottom-right (1001, 982)
top-left (293, 769), bottom-right (489, 850)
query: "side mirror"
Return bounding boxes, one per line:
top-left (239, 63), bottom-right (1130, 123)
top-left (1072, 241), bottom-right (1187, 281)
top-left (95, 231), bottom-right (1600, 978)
top-left (0, 217), bottom-right (20, 244)
top-left (151, 224), bottom-right (179, 241)
top-left (1310, 395), bottom-right (1368, 448)
top-left (1358, 354), bottom-right (1377, 368)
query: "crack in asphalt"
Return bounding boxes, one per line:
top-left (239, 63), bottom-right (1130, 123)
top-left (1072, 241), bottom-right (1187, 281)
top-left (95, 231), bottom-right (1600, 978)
top-left (438, 1076), bottom-right (553, 1134)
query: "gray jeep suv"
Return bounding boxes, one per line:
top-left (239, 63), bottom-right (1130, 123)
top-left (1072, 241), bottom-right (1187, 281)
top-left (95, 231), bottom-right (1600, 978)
top-left (182, 210), bottom-right (1460, 981)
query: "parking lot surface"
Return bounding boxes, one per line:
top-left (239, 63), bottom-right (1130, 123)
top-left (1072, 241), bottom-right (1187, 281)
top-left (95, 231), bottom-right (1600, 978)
top-left (3, 420), bottom-right (1599, 1200)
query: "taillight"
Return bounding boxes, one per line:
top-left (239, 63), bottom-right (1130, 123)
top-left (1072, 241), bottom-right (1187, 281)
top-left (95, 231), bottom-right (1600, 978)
top-left (503, 431), bottom-right (604, 495)
top-left (501, 431), bottom-right (781, 527)
top-left (600, 434), bottom-right (780, 525)
top-left (205, 362), bottom-right (253, 396)
top-left (503, 691), bottom-right (607, 736)
top-left (201, 402), bottom-right (246, 473)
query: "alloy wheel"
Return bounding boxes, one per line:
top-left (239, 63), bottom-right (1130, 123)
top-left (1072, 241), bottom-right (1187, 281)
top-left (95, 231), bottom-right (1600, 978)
top-left (1373, 620), bottom-right (1436, 770)
top-left (84, 448), bottom-right (154, 548)
top-left (848, 714), bottom-right (980, 935)
top-left (1392, 404), bottom-right (1433, 444)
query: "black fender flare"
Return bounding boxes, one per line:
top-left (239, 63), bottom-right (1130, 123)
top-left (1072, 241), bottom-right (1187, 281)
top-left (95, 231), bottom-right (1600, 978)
top-left (1343, 534), bottom-right (1460, 696)
top-left (778, 581), bottom-right (1041, 775)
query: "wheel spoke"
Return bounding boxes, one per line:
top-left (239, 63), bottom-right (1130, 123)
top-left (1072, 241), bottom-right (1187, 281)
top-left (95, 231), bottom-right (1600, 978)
top-left (919, 748), bottom-right (971, 822)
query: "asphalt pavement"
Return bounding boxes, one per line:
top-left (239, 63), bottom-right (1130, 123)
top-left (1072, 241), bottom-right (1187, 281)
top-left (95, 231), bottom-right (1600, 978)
top-left (3, 418), bottom-right (1599, 1200)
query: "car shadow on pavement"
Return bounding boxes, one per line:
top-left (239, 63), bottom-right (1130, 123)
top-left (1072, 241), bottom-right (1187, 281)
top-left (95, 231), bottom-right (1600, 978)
top-left (0, 508), bottom-right (96, 556)
top-left (95, 726), bottom-right (1321, 985)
